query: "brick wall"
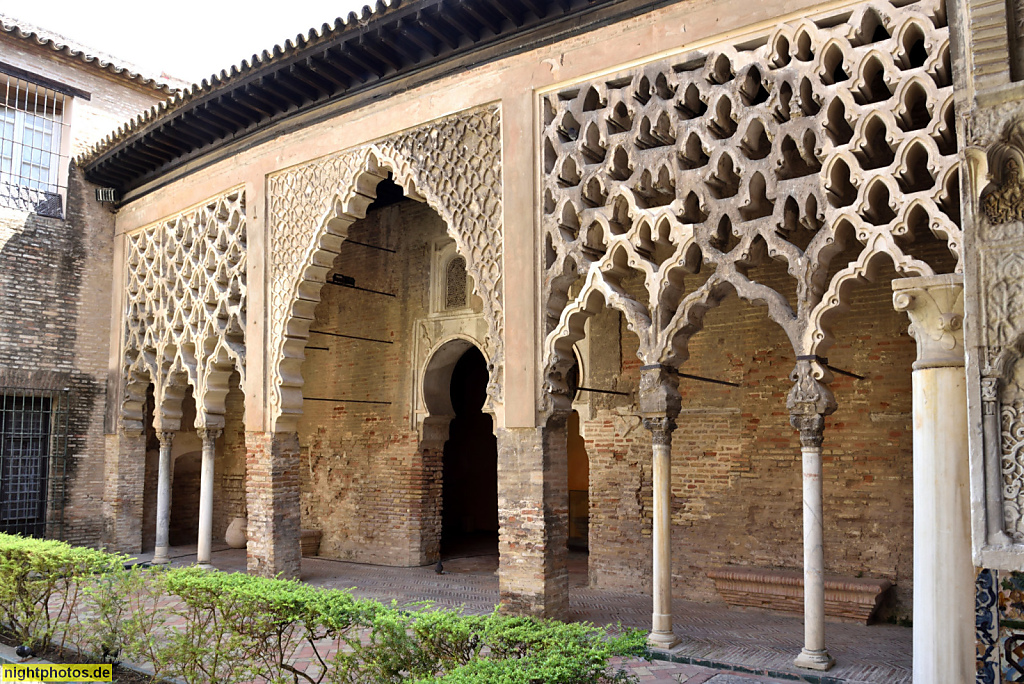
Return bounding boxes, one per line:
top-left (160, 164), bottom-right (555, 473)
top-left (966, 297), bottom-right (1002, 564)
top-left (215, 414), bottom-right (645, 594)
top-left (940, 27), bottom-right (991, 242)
top-left (297, 197), bottom-right (476, 566)
top-left (580, 255), bottom-right (924, 618)
top-left (0, 167), bottom-right (118, 546)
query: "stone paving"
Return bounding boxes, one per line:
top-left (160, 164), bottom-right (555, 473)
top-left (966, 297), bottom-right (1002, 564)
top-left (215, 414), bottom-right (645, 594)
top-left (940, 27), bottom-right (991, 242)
top-left (140, 545), bottom-right (911, 683)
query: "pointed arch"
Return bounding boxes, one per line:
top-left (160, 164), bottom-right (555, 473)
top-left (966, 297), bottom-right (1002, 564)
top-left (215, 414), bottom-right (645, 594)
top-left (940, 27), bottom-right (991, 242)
top-left (266, 106), bottom-right (503, 432)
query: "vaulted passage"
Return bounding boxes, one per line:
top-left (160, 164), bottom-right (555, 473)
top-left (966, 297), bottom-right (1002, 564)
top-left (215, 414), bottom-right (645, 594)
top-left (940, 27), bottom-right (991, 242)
top-left (441, 347), bottom-right (498, 559)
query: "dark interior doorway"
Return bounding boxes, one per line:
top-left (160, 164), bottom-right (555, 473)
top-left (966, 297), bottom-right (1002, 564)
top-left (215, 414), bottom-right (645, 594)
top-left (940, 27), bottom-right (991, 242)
top-left (441, 347), bottom-right (498, 559)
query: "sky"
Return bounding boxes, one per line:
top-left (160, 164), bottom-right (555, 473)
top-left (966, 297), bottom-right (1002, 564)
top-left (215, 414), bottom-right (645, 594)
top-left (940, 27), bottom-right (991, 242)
top-left (0, 0), bottom-right (376, 85)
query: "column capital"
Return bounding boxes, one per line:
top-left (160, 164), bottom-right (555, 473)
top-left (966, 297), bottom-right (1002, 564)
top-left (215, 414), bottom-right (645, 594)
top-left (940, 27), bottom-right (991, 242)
top-left (788, 359), bottom-right (836, 448)
top-left (892, 274), bottom-right (965, 370)
top-left (198, 427), bottom-right (223, 444)
top-left (158, 431), bottom-right (175, 448)
top-left (642, 416), bottom-right (677, 444)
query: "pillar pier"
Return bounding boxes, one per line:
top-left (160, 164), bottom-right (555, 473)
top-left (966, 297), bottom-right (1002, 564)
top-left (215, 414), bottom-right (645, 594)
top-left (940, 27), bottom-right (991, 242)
top-left (245, 431), bottom-right (302, 578)
top-left (196, 428), bottom-right (221, 568)
top-left (151, 431), bottom-right (174, 565)
top-left (639, 365), bottom-right (681, 650)
top-left (496, 414), bottom-right (570, 619)
top-left (103, 427), bottom-right (147, 553)
top-left (893, 274), bottom-right (973, 684)
top-left (789, 359), bottom-right (836, 671)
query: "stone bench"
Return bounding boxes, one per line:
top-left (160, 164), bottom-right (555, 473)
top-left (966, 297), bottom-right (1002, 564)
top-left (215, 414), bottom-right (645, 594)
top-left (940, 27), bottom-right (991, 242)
top-left (707, 566), bottom-right (893, 624)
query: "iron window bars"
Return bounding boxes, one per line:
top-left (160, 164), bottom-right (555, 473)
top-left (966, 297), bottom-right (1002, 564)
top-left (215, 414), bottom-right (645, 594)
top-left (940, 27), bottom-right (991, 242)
top-left (0, 72), bottom-right (69, 218)
top-left (0, 388), bottom-right (70, 539)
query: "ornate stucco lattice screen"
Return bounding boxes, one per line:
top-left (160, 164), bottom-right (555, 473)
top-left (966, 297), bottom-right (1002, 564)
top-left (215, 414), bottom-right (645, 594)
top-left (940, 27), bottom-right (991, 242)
top-left (267, 105), bottom-right (502, 432)
top-left (121, 189), bottom-right (247, 431)
top-left (540, 0), bottom-right (958, 397)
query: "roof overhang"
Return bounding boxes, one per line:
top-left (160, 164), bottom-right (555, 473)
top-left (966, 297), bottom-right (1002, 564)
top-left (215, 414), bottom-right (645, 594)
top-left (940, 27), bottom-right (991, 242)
top-left (81, 0), bottom-right (669, 199)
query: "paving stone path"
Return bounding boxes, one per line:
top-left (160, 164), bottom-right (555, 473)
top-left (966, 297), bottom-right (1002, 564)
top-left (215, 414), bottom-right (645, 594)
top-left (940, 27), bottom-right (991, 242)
top-left (139, 545), bottom-right (911, 683)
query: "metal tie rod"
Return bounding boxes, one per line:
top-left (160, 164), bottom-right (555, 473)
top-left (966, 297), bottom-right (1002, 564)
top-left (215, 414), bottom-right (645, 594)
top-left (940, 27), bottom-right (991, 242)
top-left (309, 329), bottom-right (393, 345)
top-left (304, 397), bottom-right (391, 405)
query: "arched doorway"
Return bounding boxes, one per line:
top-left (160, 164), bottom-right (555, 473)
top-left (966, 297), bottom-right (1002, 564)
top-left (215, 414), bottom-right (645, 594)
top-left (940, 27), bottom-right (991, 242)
top-left (441, 346), bottom-right (498, 559)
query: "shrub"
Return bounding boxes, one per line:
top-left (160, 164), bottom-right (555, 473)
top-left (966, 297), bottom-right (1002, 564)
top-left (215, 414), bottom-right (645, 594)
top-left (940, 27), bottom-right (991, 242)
top-left (0, 532), bottom-right (128, 652)
top-left (0, 535), bottom-right (647, 684)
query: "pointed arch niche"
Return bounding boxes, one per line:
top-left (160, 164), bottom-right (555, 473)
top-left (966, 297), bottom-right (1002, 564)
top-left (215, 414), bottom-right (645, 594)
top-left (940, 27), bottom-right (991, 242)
top-left (266, 105), bottom-right (504, 434)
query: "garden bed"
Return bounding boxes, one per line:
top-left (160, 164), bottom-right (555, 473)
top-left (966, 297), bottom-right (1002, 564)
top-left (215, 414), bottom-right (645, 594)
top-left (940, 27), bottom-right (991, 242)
top-left (0, 533), bottom-right (647, 683)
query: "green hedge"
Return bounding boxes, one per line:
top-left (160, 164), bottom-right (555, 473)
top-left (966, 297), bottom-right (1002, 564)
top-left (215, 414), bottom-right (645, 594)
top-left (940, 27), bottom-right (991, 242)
top-left (0, 533), bottom-right (647, 683)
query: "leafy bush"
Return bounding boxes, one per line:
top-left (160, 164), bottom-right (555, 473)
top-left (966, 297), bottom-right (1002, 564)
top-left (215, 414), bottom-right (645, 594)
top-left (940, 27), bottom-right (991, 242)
top-left (0, 532), bottom-right (128, 652)
top-left (0, 534), bottom-right (648, 684)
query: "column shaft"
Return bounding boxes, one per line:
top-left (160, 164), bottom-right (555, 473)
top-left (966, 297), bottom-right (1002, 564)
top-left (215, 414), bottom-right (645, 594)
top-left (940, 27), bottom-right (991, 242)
top-left (649, 431), bottom-right (678, 648)
top-left (892, 274), bottom-right (971, 684)
top-left (196, 429), bottom-right (220, 567)
top-left (794, 440), bottom-right (832, 669)
top-left (911, 368), bottom-right (972, 684)
top-left (152, 432), bottom-right (174, 564)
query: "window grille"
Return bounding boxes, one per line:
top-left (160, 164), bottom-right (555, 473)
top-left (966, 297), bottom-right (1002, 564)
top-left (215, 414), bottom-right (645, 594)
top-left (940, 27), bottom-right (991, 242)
top-left (445, 256), bottom-right (468, 309)
top-left (0, 73), bottom-right (69, 218)
top-left (0, 388), bottom-right (70, 538)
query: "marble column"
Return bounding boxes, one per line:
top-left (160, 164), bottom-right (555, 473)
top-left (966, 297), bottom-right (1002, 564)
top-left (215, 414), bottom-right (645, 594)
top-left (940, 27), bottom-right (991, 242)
top-left (640, 365), bottom-right (681, 650)
top-left (196, 428), bottom-right (221, 568)
top-left (151, 431), bottom-right (174, 565)
top-left (893, 274), bottom-right (972, 684)
top-left (789, 359), bottom-right (837, 672)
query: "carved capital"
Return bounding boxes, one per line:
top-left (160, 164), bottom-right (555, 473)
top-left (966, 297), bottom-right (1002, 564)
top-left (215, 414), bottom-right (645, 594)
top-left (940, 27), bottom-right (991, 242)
top-left (892, 274), bottom-right (965, 370)
top-left (198, 428), bottom-right (223, 446)
top-left (158, 431), bottom-right (175, 449)
top-left (790, 413), bottom-right (825, 448)
top-left (642, 416), bottom-right (677, 444)
top-left (638, 365), bottom-right (681, 419)
top-left (982, 377), bottom-right (1000, 415)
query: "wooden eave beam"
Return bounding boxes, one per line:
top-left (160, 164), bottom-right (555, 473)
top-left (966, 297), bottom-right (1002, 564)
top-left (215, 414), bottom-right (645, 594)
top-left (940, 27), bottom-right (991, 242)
top-left (262, 75), bottom-right (307, 107)
top-left (109, 151), bottom-right (150, 175)
top-left (359, 40), bottom-right (402, 73)
top-left (162, 122), bottom-right (208, 149)
top-left (215, 98), bottom-right (260, 127)
top-left (441, 8), bottom-right (481, 43)
top-left (518, 0), bottom-right (548, 18)
top-left (240, 85), bottom-right (283, 116)
top-left (322, 47), bottom-right (370, 83)
top-left (184, 111), bottom-right (227, 140)
top-left (288, 64), bottom-right (332, 99)
top-left (417, 11), bottom-right (460, 51)
top-left (398, 19), bottom-right (438, 58)
top-left (340, 44), bottom-right (386, 79)
top-left (203, 101), bottom-right (246, 130)
top-left (306, 56), bottom-right (352, 89)
top-left (486, 0), bottom-right (524, 28)
top-left (129, 142), bottom-right (171, 166)
top-left (460, 2), bottom-right (503, 36)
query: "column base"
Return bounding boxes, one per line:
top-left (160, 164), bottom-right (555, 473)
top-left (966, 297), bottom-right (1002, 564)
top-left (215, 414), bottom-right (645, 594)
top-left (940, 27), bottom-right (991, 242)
top-left (195, 563), bottom-right (215, 570)
top-left (150, 554), bottom-right (170, 565)
top-left (794, 648), bottom-right (835, 671)
top-left (647, 630), bottom-right (681, 650)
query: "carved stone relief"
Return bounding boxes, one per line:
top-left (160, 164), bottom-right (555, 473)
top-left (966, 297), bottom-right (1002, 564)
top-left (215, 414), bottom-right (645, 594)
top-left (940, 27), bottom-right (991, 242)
top-left (266, 106), bottom-right (503, 431)
top-left (121, 188), bottom-right (247, 431)
top-left (540, 0), bottom-right (959, 402)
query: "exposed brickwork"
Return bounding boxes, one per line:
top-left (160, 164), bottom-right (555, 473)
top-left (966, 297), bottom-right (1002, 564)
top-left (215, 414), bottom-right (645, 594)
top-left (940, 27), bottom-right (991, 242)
top-left (213, 376), bottom-right (247, 541)
top-left (246, 430), bottom-right (301, 578)
top-left (0, 167), bottom-right (117, 546)
top-left (579, 259), bottom-right (919, 618)
top-left (297, 199), bottom-right (472, 567)
top-left (102, 429), bottom-right (145, 552)
top-left (497, 419), bottom-right (569, 618)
